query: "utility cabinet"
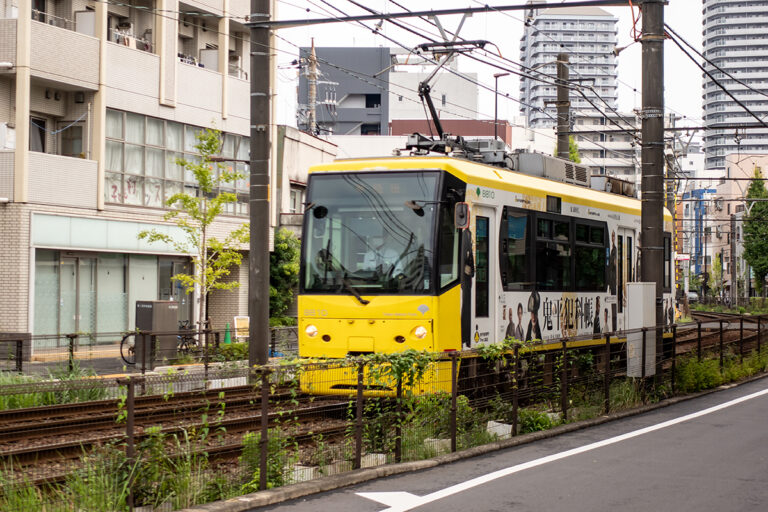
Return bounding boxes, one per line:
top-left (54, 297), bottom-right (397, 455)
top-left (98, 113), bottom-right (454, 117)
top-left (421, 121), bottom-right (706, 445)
top-left (135, 301), bottom-right (179, 369)
top-left (626, 282), bottom-right (656, 377)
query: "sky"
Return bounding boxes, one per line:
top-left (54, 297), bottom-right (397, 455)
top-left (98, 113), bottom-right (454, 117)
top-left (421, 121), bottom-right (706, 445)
top-left (272, 1), bottom-right (704, 129)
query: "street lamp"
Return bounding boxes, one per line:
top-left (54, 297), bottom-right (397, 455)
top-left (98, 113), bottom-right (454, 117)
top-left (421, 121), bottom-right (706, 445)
top-left (493, 72), bottom-right (509, 141)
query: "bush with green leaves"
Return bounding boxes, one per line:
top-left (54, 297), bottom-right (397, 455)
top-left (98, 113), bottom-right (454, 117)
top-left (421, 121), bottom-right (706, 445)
top-left (270, 228), bottom-right (300, 318)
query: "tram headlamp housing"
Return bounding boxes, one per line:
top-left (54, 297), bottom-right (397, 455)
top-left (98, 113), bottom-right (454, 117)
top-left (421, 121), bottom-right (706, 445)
top-left (305, 324), bottom-right (318, 338)
top-left (412, 326), bottom-right (428, 339)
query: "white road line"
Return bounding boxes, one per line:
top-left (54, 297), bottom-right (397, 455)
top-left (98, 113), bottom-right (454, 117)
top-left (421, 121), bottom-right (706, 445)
top-left (357, 386), bottom-right (768, 512)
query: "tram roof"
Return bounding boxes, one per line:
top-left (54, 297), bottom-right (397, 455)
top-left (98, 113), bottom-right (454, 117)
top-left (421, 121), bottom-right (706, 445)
top-left (308, 156), bottom-right (673, 221)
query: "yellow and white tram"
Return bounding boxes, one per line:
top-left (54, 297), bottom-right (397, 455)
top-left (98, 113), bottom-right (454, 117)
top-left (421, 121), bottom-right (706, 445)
top-left (297, 155), bottom-right (674, 394)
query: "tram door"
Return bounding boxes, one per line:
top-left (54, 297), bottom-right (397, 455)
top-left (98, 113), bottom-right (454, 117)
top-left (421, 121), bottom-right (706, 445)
top-left (472, 206), bottom-right (497, 346)
top-left (617, 228), bottom-right (635, 331)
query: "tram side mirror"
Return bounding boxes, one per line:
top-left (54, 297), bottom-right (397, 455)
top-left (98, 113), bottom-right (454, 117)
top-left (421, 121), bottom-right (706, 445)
top-left (454, 202), bottom-right (470, 230)
top-left (312, 205), bottom-right (328, 237)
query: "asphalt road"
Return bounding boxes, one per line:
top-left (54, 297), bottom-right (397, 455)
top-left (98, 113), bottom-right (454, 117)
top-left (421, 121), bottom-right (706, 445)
top-left (260, 378), bottom-right (768, 512)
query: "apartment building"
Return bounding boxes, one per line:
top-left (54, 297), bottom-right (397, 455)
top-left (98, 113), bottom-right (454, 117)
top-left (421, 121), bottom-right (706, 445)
top-left (702, 0), bottom-right (768, 170)
top-left (519, 6), bottom-right (619, 129)
top-left (0, 0), bottom-right (267, 349)
top-left (571, 111), bottom-right (638, 177)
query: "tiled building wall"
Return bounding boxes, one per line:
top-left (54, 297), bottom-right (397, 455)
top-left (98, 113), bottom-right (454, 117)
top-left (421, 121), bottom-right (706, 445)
top-left (0, 203), bottom-right (30, 332)
top-left (28, 152), bottom-right (97, 207)
top-left (207, 258), bottom-right (248, 330)
top-left (0, 149), bottom-right (13, 199)
top-left (30, 21), bottom-right (99, 89)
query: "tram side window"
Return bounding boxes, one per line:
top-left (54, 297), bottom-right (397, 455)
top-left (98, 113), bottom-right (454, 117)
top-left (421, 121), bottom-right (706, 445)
top-left (438, 204), bottom-right (459, 288)
top-left (536, 217), bottom-right (571, 290)
top-left (575, 223), bottom-right (607, 291)
top-left (500, 207), bottom-right (531, 290)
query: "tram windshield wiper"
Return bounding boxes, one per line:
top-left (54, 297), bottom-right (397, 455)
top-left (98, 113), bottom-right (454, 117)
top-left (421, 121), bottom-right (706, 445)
top-left (342, 273), bottom-right (370, 305)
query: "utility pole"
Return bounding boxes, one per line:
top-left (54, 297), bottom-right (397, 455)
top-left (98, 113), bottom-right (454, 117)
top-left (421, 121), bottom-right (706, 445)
top-left (640, 0), bottom-right (664, 373)
top-left (493, 72), bottom-right (509, 141)
top-left (730, 213), bottom-right (737, 305)
top-left (307, 38), bottom-right (318, 134)
top-left (249, 0), bottom-right (271, 366)
top-left (556, 53), bottom-right (570, 160)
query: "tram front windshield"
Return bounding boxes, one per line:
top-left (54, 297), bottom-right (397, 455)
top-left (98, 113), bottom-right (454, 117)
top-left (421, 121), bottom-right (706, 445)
top-left (303, 171), bottom-right (439, 295)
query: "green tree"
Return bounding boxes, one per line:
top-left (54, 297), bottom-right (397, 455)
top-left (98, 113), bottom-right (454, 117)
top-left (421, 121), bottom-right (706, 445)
top-left (743, 167), bottom-right (768, 298)
top-left (138, 128), bottom-right (249, 326)
top-left (568, 135), bottom-right (581, 164)
top-left (708, 253), bottom-right (723, 300)
top-left (270, 228), bottom-right (300, 319)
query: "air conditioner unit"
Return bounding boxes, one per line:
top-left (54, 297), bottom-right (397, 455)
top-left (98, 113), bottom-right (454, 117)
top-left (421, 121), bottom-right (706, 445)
top-left (117, 21), bottom-right (133, 33)
top-left (178, 18), bottom-right (194, 38)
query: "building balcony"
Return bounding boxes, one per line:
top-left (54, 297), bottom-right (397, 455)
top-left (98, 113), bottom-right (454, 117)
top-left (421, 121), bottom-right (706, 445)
top-left (0, 19), bottom-right (100, 90)
top-left (0, 150), bottom-right (97, 207)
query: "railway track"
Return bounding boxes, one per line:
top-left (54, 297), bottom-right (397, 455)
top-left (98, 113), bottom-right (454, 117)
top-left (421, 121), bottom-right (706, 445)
top-left (4, 314), bottom-right (765, 486)
top-left (1, 394), bottom-right (348, 466)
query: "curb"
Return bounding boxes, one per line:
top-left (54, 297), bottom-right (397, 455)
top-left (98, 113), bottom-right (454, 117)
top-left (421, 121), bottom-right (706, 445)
top-left (182, 371), bottom-right (768, 511)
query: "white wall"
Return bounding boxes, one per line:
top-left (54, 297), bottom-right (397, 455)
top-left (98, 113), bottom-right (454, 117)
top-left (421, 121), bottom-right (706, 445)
top-left (389, 71), bottom-right (478, 121)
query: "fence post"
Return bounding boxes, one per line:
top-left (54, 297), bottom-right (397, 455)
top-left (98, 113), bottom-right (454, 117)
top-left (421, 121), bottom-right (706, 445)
top-left (259, 368), bottom-right (270, 491)
top-left (450, 353), bottom-right (458, 453)
top-left (395, 377), bottom-right (402, 463)
top-left (354, 362), bottom-right (364, 470)
top-left (604, 333), bottom-right (611, 414)
top-left (671, 324), bottom-right (677, 395)
top-left (512, 345), bottom-right (519, 437)
top-left (67, 333), bottom-right (77, 372)
top-left (719, 320), bottom-right (724, 374)
top-left (203, 324), bottom-right (210, 383)
top-left (140, 331), bottom-right (148, 376)
top-left (15, 339), bottom-right (23, 373)
top-left (117, 376), bottom-right (141, 510)
top-left (697, 321), bottom-right (702, 362)
top-left (270, 328), bottom-right (276, 357)
top-left (740, 316), bottom-right (744, 364)
top-left (560, 340), bottom-right (568, 421)
top-left (641, 328), bottom-right (647, 404)
top-left (759, 316), bottom-right (762, 355)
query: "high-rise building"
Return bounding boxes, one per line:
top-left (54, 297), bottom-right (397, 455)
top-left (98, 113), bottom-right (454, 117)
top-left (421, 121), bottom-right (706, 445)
top-left (519, 6), bottom-right (619, 129)
top-left (702, 0), bottom-right (768, 170)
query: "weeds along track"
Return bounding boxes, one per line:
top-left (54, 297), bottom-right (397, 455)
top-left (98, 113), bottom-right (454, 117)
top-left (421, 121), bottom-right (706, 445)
top-left (0, 387), bottom-right (349, 467)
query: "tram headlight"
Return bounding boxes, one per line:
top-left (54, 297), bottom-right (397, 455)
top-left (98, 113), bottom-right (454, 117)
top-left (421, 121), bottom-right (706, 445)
top-left (412, 326), bottom-right (428, 339)
top-left (305, 324), bottom-right (318, 338)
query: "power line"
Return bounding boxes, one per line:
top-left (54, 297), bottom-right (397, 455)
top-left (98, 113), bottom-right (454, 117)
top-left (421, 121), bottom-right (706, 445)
top-left (254, 1), bottom-right (629, 29)
top-left (665, 23), bottom-right (768, 103)
top-left (665, 29), bottom-right (768, 130)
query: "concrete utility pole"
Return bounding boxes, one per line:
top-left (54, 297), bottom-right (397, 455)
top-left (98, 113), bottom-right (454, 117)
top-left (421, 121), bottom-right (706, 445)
top-left (731, 214), bottom-right (737, 305)
top-left (249, 0), bottom-right (271, 366)
top-left (640, 0), bottom-right (665, 371)
top-left (307, 38), bottom-right (318, 134)
top-left (556, 53), bottom-right (570, 160)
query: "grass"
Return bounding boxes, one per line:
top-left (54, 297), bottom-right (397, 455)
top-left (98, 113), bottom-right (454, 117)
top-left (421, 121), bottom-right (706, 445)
top-left (0, 361), bottom-right (110, 411)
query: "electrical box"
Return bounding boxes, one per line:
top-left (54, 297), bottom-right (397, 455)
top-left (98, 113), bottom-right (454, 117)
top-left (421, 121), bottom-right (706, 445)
top-left (626, 282), bottom-right (656, 377)
top-left (135, 301), bottom-right (179, 369)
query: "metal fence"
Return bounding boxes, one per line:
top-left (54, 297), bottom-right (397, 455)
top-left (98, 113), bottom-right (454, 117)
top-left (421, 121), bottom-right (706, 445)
top-left (0, 326), bottom-right (298, 377)
top-left (0, 315), bottom-right (765, 511)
